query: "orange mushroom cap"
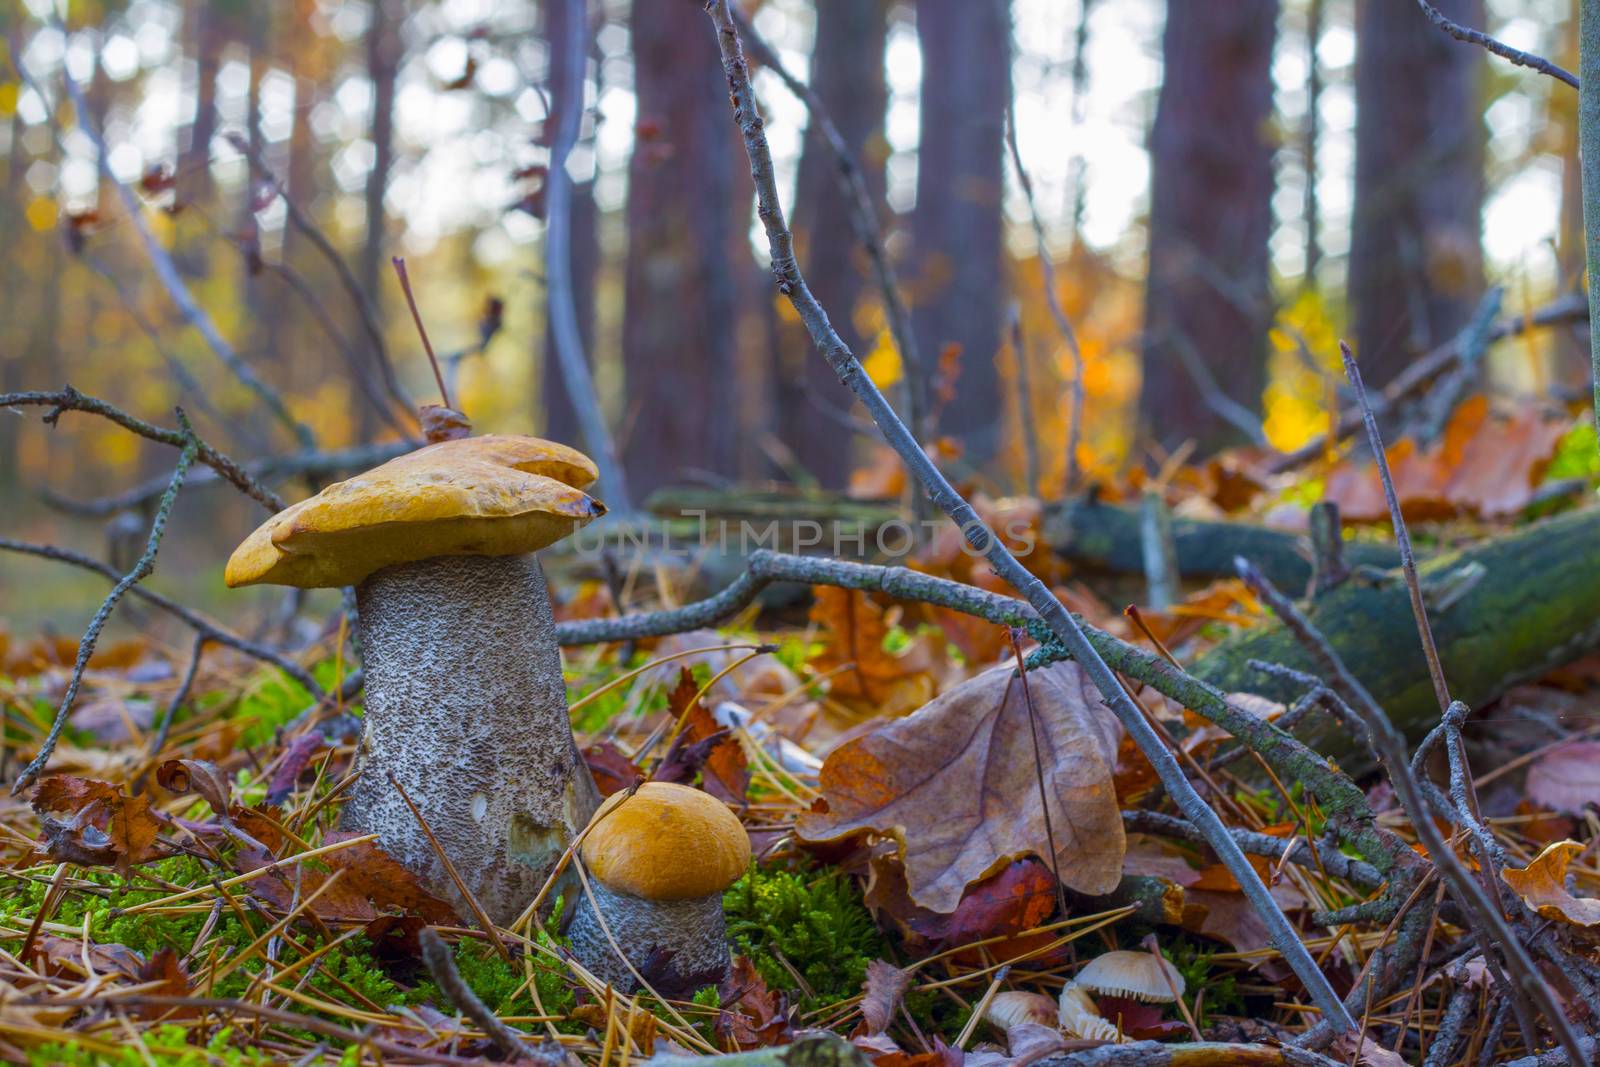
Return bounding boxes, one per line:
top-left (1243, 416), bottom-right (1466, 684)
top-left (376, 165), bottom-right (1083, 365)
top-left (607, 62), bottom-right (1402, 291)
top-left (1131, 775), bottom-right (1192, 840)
top-left (225, 434), bottom-right (604, 589)
top-left (580, 782), bottom-right (750, 900)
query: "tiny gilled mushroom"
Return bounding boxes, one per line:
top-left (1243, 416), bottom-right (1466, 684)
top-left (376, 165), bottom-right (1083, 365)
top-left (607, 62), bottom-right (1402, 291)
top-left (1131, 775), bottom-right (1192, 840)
top-left (1075, 950), bottom-right (1186, 1004)
top-left (984, 990), bottom-right (1058, 1032)
top-left (1058, 950), bottom-right (1186, 1043)
top-left (224, 434), bottom-right (605, 924)
top-left (567, 782), bottom-right (750, 991)
top-left (1057, 983), bottom-right (1120, 1043)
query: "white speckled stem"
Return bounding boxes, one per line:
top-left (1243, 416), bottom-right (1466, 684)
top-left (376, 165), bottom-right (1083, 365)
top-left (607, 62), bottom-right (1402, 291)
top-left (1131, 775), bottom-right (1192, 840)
top-left (342, 553), bottom-right (600, 925)
top-left (567, 879), bottom-right (730, 992)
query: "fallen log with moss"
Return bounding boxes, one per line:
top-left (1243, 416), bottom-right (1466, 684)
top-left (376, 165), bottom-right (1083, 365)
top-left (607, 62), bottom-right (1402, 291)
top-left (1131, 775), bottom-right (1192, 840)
top-left (1041, 495), bottom-right (1402, 589)
top-left (1187, 506), bottom-right (1600, 766)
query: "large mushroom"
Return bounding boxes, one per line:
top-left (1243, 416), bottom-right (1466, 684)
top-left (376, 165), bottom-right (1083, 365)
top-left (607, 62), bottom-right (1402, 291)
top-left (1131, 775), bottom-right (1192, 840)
top-left (567, 782), bottom-right (750, 991)
top-left (225, 434), bottom-right (606, 924)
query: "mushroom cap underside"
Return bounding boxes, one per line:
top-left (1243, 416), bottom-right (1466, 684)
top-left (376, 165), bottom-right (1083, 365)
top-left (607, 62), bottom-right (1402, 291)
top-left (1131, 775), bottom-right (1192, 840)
top-left (580, 781), bottom-right (751, 900)
top-left (1073, 950), bottom-right (1185, 1002)
top-left (225, 434), bottom-right (605, 589)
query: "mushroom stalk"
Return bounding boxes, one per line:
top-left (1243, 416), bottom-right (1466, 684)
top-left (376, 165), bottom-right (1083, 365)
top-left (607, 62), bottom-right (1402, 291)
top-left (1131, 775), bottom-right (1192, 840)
top-left (343, 552), bottom-right (600, 924)
top-left (567, 880), bottom-right (729, 991)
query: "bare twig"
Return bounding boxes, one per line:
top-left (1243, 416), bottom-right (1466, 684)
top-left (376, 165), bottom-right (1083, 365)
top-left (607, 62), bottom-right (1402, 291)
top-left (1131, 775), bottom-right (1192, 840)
top-left (418, 926), bottom-right (536, 1060)
top-left (40, 438), bottom-right (411, 519)
top-left (391, 257), bottom-right (452, 411)
top-left (1270, 292), bottom-right (1588, 471)
top-left (148, 634), bottom-right (208, 759)
top-left (545, 0), bottom-right (631, 511)
top-left (730, 7), bottom-right (929, 444)
top-left (1341, 342), bottom-right (1450, 713)
top-left (0, 537), bottom-right (322, 695)
top-left (32, 35), bottom-right (316, 452)
top-left (1415, 0), bottom-right (1578, 88)
top-left (702, 0), bottom-right (1354, 1031)
top-left (1006, 305), bottom-right (1042, 496)
top-left (1008, 628), bottom-right (1069, 919)
top-left (1233, 558), bottom-right (1589, 1066)
top-left (223, 130), bottom-right (414, 422)
top-left (1003, 89), bottom-right (1086, 493)
top-left (2, 386), bottom-right (286, 512)
top-left (1171, 331), bottom-right (1269, 446)
top-left (1137, 491), bottom-right (1178, 610)
top-left (12, 423), bottom-right (198, 793)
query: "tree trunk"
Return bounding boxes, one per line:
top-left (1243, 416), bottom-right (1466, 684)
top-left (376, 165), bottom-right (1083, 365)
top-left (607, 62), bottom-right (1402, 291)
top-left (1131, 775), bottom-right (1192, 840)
top-left (179, 0), bottom-right (222, 213)
top-left (780, 0), bottom-right (890, 488)
top-left (621, 0), bottom-right (739, 495)
top-left (358, 0), bottom-right (402, 442)
top-left (540, 0), bottom-right (598, 448)
top-left (912, 0), bottom-right (1008, 468)
top-left (1349, 0), bottom-right (1486, 386)
top-left (1138, 0), bottom-right (1277, 452)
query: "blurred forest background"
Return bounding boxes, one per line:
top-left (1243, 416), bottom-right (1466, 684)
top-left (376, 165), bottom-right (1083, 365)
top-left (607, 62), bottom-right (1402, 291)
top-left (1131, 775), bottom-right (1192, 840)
top-left (0, 0), bottom-right (1586, 623)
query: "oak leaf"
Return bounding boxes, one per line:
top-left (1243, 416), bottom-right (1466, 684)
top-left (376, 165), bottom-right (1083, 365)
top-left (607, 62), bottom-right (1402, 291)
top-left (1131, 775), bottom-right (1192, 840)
top-left (798, 660), bottom-right (1125, 912)
top-left (1502, 840), bottom-right (1600, 927)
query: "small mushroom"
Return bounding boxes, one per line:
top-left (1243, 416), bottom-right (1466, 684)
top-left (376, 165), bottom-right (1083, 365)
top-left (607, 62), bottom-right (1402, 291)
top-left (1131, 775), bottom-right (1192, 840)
top-left (984, 990), bottom-right (1058, 1032)
top-left (225, 434), bottom-right (606, 924)
top-left (1057, 983), bottom-right (1120, 1042)
top-left (1075, 950), bottom-right (1185, 1003)
top-left (567, 782), bottom-right (750, 991)
top-left (1057, 950), bottom-right (1185, 1043)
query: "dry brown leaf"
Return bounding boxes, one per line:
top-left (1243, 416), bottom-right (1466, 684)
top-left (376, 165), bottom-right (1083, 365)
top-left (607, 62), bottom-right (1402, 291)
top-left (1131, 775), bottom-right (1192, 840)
top-left (858, 959), bottom-right (911, 1037)
top-left (236, 831), bottom-right (458, 923)
top-left (156, 758), bottom-right (232, 815)
top-left (810, 586), bottom-right (907, 705)
top-left (798, 660), bottom-right (1125, 911)
top-left (717, 955), bottom-right (793, 1049)
top-left (1526, 742), bottom-right (1600, 814)
top-left (1325, 397), bottom-right (1571, 520)
top-left (1502, 840), bottom-right (1600, 927)
top-left (31, 776), bottom-right (168, 874)
top-left (1330, 1033), bottom-right (1409, 1067)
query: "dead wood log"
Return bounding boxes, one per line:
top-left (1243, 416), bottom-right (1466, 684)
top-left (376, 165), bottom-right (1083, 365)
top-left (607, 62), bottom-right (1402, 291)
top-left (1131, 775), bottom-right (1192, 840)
top-left (1042, 495), bottom-right (1401, 591)
top-left (1188, 506), bottom-right (1600, 765)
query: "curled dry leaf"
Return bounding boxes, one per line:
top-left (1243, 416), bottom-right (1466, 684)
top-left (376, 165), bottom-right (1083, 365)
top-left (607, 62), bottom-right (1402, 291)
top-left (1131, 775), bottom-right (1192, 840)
top-left (235, 831), bottom-right (458, 923)
top-left (653, 667), bottom-right (750, 803)
top-left (584, 740), bottom-right (644, 797)
top-left (809, 586), bottom-right (910, 705)
top-left (799, 660), bottom-right (1124, 912)
top-left (1526, 741), bottom-right (1600, 814)
top-left (1000, 1022), bottom-right (1068, 1067)
top-left (717, 954), bottom-right (794, 1049)
top-left (32, 776), bottom-right (167, 874)
top-left (1502, 840), bottom-right (1600, 927)
top-left (156, 758), bottom-right (231, 815)
top-left (857, 959), bottom-right (911, 1037)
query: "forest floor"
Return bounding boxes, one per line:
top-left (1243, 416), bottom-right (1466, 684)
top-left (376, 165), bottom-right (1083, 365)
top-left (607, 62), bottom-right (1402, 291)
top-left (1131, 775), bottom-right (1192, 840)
top-left (6, 395), bottom-right (1600, 1067)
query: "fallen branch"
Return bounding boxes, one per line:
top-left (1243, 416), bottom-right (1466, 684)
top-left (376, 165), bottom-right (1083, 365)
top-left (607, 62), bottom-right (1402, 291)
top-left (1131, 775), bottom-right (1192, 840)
top-left (2, 386), bottom-right (286, 513)
top-left (12, 421), bottom-right (197, 794)
top-left (676, 14), bottom-right (1355, 1024)
top-left (1235, 558), bottom-right (1588, 1065)
top-left (1268, 291), bottom-right (1588, 471)
top-left (419, 926), bottom-right (538, 1061)
top-left (0, 537), bottom-right (322, 697)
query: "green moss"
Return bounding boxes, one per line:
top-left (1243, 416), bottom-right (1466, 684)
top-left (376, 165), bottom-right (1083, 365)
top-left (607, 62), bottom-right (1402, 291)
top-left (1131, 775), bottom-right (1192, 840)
top-left (723, 865), bottom-right (884, 1011)
top-left (1164, 938), bottom-right (1243, 1027)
